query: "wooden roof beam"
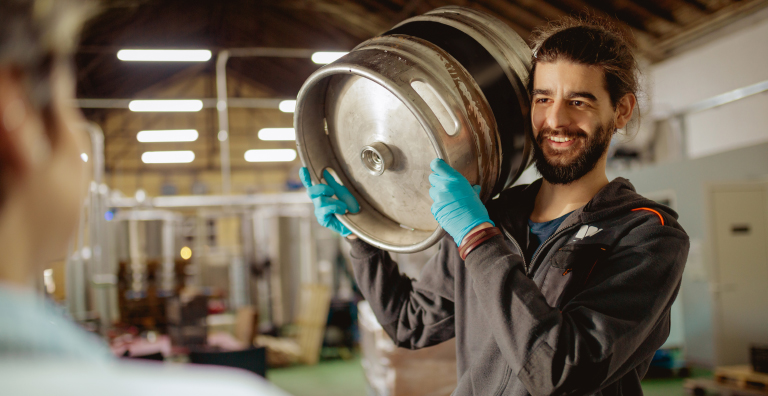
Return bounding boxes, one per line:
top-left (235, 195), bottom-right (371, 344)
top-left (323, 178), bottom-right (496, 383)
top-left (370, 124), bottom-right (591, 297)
top-left (638, 0), bottom-right (708, 25)
top-left (612, 0), bottom-right (684, 36)
top-left (541, 0), bottom-right (663, 61)
top-left (480, 0), bottom-right (549, 31)
top-left (507, 0), bottom-right (569, 22)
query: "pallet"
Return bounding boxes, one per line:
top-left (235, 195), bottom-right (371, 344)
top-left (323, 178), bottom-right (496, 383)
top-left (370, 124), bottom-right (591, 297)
top-left (685, 378), bottom-right (768, 396)
top-left (294, 283), bottom-right (331, 365)
top-left (715, 366), bottom-right (768, 392)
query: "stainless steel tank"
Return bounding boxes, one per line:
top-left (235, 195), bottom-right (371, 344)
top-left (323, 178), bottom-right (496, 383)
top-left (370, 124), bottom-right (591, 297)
top-left (295, 6), bottom-right (532, 253)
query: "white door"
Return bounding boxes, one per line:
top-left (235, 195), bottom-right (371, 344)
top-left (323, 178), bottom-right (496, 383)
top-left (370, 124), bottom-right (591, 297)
top-left (710, 184), bottom-right (768, 365)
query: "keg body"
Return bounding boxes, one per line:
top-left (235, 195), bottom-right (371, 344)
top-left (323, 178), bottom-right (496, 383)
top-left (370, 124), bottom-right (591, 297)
top-left (295, 7), bottom-right (532, 253)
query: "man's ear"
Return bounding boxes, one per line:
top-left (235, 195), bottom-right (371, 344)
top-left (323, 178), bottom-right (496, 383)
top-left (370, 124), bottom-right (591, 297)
top-left (0, 67), bottom-right (48, 176)
top-left (614, 93), bottom-right (636, 129)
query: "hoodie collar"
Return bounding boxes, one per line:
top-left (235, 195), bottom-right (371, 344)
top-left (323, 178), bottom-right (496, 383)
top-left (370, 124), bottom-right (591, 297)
top-left (503, 177), bottom-right (679, 236)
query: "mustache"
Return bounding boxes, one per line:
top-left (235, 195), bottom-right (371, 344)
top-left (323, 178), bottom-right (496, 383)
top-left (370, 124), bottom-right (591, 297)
top-left (537, 127), bottom-right (589, 142)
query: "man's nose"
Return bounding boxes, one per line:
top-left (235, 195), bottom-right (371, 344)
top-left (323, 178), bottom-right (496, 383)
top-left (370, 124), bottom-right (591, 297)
top-left (545, 100), bottom-right (570, 130)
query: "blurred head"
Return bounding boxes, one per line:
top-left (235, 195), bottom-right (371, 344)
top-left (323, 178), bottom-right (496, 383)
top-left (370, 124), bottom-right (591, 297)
top-left (0, 0), bottom-right (93, 275)
top-left (527, 17), bottom-right (638, 185)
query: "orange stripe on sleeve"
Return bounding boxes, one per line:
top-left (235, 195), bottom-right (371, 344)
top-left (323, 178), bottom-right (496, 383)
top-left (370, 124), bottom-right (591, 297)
top-left (632, 207), bottom-right (665, 226)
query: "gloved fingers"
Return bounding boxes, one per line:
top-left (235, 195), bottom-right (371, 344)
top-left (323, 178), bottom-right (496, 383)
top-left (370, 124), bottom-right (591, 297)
top-left (306, 184), bottom-right (336, 199)
top-left (299, 167), bottom-right (313, 188)
top-left (429, 158), bottom-right (462, 178)
top-left (323, 169), bottom-right (360, 214)
top-left (428, 172), bottom-right (457, 189)
top-left (429, 184), bottom-right (463, 202)
top-left (314, 196), bottom-right (349, 216)
top-left (472, 185), bottom-right (482, 195)
top-left (328, 218), bottom-right (353, 237)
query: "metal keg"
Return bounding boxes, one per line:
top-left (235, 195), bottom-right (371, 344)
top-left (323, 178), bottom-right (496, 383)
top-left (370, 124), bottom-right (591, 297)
top-left (295, 6), bottom-right (532, 253)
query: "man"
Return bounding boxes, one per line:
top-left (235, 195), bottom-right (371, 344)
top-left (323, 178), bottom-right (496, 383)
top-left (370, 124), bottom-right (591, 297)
top-left (301, 16), bottom-right (688, 395)
top-left (0, 1), bottom-right (289, 395)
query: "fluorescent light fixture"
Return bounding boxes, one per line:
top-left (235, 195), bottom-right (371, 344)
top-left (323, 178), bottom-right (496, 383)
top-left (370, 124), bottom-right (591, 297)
top-left (244, 149), bottom-right (297, 162)
top-left (311, 51), bottom-right (348, 64)
top-left (258, 128), bottom-right (296, 141)
top-left (117, 49), bottom-right (212, 62)
top-left (137, 129), bottom-right (199, 143)
top-left (279, 100), bottom-right (296, 113)
top-left (129, 100), bottom-right (203, 112)
top-left (141, 150), bottom-right (195, 164)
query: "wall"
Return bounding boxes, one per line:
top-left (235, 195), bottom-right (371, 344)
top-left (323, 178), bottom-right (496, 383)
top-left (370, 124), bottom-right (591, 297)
top-left (607, 142), bottom-right (768, 366)
top-left (650, 10), bottom-right (768, 159)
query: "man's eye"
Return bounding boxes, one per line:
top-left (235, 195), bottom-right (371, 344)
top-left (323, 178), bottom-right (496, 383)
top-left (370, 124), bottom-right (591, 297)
top-left (571, 100), bottom-right (585, 106)
top-left (535, 98), bottom-right (550, 104)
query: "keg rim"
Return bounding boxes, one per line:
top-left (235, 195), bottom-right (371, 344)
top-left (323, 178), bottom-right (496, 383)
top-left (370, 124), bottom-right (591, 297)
top-left (295, 55), bottom-right (449, 253)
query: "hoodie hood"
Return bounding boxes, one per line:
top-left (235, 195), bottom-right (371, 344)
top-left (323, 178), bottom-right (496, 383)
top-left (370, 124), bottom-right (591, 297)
top-left (580, 177), bottom-right (680, 225)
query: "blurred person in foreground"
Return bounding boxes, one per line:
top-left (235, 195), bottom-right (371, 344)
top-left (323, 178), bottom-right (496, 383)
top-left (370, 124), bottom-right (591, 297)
top-left (0, 1), bottom-right (287, 395)
top-left (302, 15), bottom-right (689, 396)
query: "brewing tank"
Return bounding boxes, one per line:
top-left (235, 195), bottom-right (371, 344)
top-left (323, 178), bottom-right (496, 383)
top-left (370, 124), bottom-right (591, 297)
top-left (295, 6), bottom-right (533, 253)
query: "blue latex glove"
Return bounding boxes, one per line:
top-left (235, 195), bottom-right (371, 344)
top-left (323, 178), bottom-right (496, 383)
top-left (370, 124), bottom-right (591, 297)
top-left (428, 158), bottom-right (494, 245)
top-left (299, 167), bottom-right (360, 237)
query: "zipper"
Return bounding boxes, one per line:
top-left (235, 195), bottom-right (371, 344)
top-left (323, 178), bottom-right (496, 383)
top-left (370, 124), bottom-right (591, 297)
top-left (527, 223), bottom-right (579, 275)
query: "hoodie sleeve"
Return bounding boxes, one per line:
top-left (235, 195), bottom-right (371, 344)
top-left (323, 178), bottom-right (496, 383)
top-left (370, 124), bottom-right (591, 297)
top-left (347, 236), bottom-right (457, 349)
top-left (463, 221), bottom-right (689, 395)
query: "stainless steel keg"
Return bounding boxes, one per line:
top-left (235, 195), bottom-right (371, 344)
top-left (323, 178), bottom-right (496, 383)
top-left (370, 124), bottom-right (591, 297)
top-left (295, 6), bottom-right (532, 253)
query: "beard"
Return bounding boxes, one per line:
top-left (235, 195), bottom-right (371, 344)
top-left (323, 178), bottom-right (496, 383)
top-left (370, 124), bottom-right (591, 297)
top-left (532, 121), bottom-right (614, 185)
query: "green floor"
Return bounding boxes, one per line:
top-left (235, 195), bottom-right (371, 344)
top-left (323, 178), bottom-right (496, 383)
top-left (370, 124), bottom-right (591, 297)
top-left (268, 357), bottom-right (708, 396)
top-left (268, 356), bottom-right (368, 396)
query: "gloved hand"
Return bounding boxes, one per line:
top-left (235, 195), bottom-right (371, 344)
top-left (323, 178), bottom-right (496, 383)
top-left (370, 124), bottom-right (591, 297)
top-left (428, 158), bottom-right (494, 245)
top-left (299, 167), bottom-right (360, 237)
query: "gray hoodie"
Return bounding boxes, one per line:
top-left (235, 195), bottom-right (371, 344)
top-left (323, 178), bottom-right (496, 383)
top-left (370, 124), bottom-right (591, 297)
top-left (348, 177), bottom-right (689, 396)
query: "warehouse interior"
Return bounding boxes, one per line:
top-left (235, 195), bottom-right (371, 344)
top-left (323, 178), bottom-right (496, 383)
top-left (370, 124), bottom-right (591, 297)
top-left (3, 0), bottom-right (768, 395)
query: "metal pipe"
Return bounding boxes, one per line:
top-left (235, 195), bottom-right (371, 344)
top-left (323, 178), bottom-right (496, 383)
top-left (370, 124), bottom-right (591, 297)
top-left (161, 219), bottom-right (175, 294)
top-left (109, 192), bottom-right (310, 209)
top-left (660, 79), bottom-right (768, 119)
top-left (216, 50), bottom-right (232, 195)
top-left (214, 47), bottom-right (322, 195)
top-left (75, 97), bottom-right (287, 109)
top-left (655, 79), bottom-right (768, 160)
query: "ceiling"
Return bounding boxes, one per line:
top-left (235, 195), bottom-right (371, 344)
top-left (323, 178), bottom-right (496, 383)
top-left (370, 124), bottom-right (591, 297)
top-left (77, 0), bottom-right (768, 104)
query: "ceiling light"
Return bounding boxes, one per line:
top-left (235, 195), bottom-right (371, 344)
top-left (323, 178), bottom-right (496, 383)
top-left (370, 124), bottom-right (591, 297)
top-left (311, 52), bottom-right (348, 64)
top-left (137, 129), bottom-right (199, 143)
top-left (80, 153), bottom-right (88, 162)
top-left (117, 49), bottom-right (212, 62)
top-left (258, 128), bottom-right (295, 141)
top-left (279, 100), bottom-right (296, 113)
top-left (141, 151), bottom-right (195, 164)
top-left (244, 149), bottom-right (297, 162)
top-left (129, 100), bottom-right (203, 112)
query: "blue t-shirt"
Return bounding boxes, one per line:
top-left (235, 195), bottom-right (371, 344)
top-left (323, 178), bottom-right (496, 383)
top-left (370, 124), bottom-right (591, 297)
top-left (526, 211), bottom-right (574, 263)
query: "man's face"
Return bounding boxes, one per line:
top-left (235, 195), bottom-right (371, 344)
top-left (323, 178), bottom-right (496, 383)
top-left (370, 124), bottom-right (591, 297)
top-left (530, 60), bottom-right (617, 185)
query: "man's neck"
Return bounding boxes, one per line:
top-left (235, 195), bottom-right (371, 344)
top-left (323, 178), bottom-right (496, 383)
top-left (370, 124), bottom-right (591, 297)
top-left (530, 166), bottom-right (610, 223)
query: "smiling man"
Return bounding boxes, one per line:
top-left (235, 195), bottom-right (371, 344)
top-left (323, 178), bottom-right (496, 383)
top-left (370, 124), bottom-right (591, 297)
top-left (302, 16), bottom-right (689, 396)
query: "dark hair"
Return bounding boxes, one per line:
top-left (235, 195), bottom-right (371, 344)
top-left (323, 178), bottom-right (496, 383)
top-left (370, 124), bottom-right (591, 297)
top-left (0, 0), bottom-right (93, 110)
top-left (527, 16), bottom-right (639, 109)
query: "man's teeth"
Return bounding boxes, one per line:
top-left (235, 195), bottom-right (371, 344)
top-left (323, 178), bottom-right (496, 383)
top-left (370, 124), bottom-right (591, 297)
top-left (549, 136), bottom-right (573, 143)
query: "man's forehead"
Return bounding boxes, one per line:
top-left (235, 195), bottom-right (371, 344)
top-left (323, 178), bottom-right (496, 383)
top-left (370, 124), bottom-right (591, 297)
top-left (532, 61), bottom-right (607, 95)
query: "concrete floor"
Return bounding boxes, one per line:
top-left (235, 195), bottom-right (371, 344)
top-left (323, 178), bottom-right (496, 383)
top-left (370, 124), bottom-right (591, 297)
top-left (268, 357), bottom-right (706, 396)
